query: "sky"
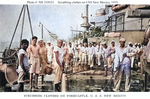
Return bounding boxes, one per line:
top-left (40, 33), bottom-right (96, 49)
top-left (0, 4), bottom-right (105, 51)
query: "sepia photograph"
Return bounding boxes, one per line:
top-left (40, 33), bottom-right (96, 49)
top-left (0, 2), bottom-right (150, 95)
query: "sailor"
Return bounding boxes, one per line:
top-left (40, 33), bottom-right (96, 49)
top-left (128, 42), bottom-right (135, 69)
top-left (136, 43), bottom-right (142, 65)
top-left (47, 41), bottom-right (54, 63)
top-left (78, 43), bottom-right (83, 65)
top-left (68, 42), bottom-right (74, 56)
top-left (96, 41), bottom-right (102, 66)
top-left (62, 42), bottom-right (67, 65)
top-left (74, 43), bottom-right (79, 62)
top-left (64, 42), bottom-right (74, 69)
top-left (87, 42), bottom-right (95, 68)
top-left (39, 40), bottom-right (48, 84)
top-left (27, 36), bottom-right (40, 89)
top-left (142, 39), bottom-right (150, 74)
top-left (61, 42), bottom-right (68, 73)
top-left (113, 38), bottom-right (136, 92)
top-left (139, 44), bottom-right (147, 77)
top-left (92, 43), bottom-right (97, 67)
top-left (101, 42), bottom-right (111, 76)
top-left (82, 43), bottom-right (88, 65)
top-left (110, 40), bottom-right (116, 74)
top-left (17, 39), bottom-right (29, 91)
top-left (54, 39), bottom-right (64, 92)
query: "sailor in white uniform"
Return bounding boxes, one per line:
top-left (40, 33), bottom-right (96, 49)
top-left (87, 42), bottom-right (95, 68)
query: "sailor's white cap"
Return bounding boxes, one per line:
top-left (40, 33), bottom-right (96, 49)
top-left (89, 42), bottom-right (93, 44)
top-left (111, 40), bottom-right (115, 43)
top-left (119, 38), bottom-right (126, 42)
top-left (47, 41), bottom-right (51, 44)
top-left (128, 42), bottom-right (132, 44)
top-left (39, 39), bottom-right (44, 41)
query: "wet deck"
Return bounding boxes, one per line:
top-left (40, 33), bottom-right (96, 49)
top-left (0, 57), bottom-right (149, 92)
top-left (0, 68), bottom-right (149, 92)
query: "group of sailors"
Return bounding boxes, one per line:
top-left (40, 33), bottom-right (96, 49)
top-left (62, 41), bottom-right (116, 77)
top-left (16, 35), bottom-right (146, 92)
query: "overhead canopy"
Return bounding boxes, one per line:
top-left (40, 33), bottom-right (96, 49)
top-left (104, 32), bottom-right (121, 37)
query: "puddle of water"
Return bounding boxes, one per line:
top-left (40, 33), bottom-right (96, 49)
top-left (66, 78), bottom-right (112, 92)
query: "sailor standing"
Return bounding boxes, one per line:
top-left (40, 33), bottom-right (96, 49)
top-left (78, 43), bottom-right (83, 65)
top-left (87, 42), bottom-right (95, 68)
top-left (128, 42), bottom-right (136, 69)
top-left (17, 39), bottom-right (29, 91)
top-left (101, 42), bottom-right (111, 76)
top-left (96, 41), bottom-right (102, 66)
top-left (68, 42), bottom-right (74, 55)
top-left (113, 38), bottom-right (136, 92)
top-left (110, 40), bottom-right (116, 75)
top-left (82, 43), bottom-right (88, 65)
top-left (74, 43), bottom-right (79, 62)
top-left (67, 42), bottom-right (74, 67)
top-left (47, 41), bottom-right (54, 63)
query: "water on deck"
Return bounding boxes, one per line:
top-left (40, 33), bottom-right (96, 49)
top-left (0, 67), bottom-right (148, 92)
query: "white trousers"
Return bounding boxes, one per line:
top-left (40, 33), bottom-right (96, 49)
top-left (82, 53), bottom-right (87, 65)
top-left (78, 52), bottom-right (82, 64)
top-left (97, 54), bottom-right (101, 66)
top-left (131, 57), bottom-right (135, 68)
top-left (114, 62), bottom-right (131, 91)
top-left (74, 54), bottom-right (79, 62)
top-left (88, 54), bottom-right (94, 67)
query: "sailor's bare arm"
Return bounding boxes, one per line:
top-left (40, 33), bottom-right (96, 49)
top-left (27, 45), bottom-right (31, 59)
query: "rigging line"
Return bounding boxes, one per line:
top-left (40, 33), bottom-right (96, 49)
top-left (8, 5), bottom-right (25, 50)
top-left (42, 25), bottom-right (57, 39)
top-left (0, 49), bottom-right (18, 59)
top-left (43, 25), bottom-right (51, 34)
top-left (20, 6), bottom-right (26, 48)
top-left (26, 5), bottom-right (34, 37)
